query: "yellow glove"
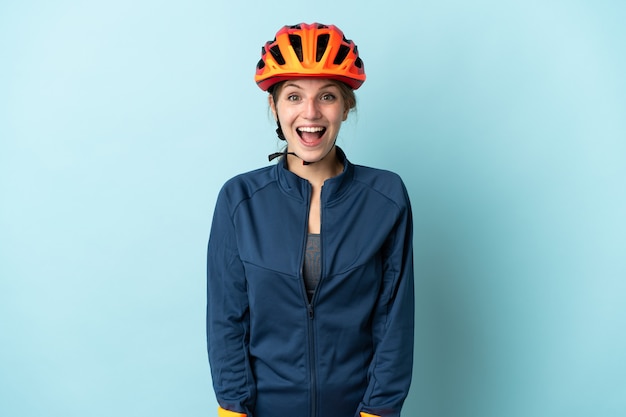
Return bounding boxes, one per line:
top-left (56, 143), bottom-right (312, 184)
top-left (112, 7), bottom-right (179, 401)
top-left (217, 406), bottom-right (246, 417)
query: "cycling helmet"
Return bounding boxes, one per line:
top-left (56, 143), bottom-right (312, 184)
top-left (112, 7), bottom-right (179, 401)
top-left (255, 23), bottom-right (366, 91)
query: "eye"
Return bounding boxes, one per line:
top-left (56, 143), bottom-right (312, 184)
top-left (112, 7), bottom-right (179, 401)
top-left (320, 93), bottom-right (336, 101)
top-left (286, 94), bottom-right (300, 102)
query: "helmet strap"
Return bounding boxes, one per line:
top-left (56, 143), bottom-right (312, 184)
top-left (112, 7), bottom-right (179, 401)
top-left (275, 120), bottom-right (286, 141)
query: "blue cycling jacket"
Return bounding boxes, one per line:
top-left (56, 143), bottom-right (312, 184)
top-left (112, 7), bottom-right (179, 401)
top-left (207, 148), bottom-right (414, 417)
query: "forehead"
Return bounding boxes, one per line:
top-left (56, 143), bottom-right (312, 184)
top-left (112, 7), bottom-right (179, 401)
top-left (278, 78), bottom-right (342, 93)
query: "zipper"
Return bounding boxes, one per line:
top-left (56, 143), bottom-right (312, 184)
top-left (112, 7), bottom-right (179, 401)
top-left (307, 304), bottom-right (317, 417)
top-left (301, 181), bottom-right (324, 417)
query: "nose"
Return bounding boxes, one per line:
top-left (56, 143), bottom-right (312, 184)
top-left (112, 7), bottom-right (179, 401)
top-left (303, 98), bottom-right (321, 119)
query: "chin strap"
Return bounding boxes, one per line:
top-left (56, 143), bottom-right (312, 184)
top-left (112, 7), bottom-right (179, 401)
top-left (275, 119), bottom-right (287, 141)
top-left (267, 142), bottom-right (337, 166)
top-left (268, 150), bottom-right (312, 165)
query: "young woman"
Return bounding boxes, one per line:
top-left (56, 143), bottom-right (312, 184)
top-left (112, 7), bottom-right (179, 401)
top-left (207, 23), bottom-right (414, 417)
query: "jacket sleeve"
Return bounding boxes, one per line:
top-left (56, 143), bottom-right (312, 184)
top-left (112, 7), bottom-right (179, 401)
top-left (357, 183), bottom-right (415, 417)
top-left (207, 185), bottom-right (255, 416)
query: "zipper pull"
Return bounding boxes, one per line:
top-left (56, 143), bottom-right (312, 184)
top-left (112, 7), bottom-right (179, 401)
top-left (308, 305), bottom-right (314, 319)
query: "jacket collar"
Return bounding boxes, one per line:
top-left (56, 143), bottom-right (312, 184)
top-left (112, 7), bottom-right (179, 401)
top-left (275, 146), bottom-right (354, 203)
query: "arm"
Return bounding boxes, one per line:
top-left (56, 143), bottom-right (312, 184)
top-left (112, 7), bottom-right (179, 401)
top-left (207, 187), bottom-right (255, 416)
top-left (358, 185), bottom-right (415, 417)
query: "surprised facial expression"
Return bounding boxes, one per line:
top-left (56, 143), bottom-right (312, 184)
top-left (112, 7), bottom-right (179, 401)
top-left (270, 78), bottom-right (349, 165)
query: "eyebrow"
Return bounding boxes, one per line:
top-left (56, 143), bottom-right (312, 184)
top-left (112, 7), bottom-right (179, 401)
top-left (283, 81), bottom-right (340, 90)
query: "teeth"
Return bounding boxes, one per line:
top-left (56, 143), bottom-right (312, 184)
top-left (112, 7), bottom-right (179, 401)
top-left (298, 127), bottom-right (324, 133)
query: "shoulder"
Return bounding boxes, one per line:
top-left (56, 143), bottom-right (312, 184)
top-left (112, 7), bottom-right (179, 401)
top-left (217, 165), bottom-right (276, 207)
top-left (352, 164), bottom-right (405, 184)
top-left (351, 164), bottom-right (410, 205)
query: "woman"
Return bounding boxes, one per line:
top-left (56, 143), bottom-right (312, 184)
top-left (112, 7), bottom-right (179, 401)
top-left (207, 23), bottom-right (414, 417)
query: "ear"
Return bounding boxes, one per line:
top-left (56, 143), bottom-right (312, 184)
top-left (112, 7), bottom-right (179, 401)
top-left (268, 94), bottom-right (278, 121)
top-left (342, 107), bottom-right (349, 121)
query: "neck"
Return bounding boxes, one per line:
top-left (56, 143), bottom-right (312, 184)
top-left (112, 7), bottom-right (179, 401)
top-left (286, 147), bottom-right (343, 186)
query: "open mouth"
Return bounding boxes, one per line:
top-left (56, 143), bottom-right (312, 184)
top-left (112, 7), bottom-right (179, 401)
top-left (297, 126), bottom-right (326, 142)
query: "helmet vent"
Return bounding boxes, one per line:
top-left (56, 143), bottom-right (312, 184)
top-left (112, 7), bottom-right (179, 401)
top-left (316, 34), bottom-right (330, 62)
top-left (333, 44), bottom-right (350, 65)
top-left (269, 45), bottom-right (286, 65)
top-left (288, 35), bottom-right (304, 62)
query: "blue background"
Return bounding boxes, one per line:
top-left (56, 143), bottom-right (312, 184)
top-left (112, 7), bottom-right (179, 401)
top-left (1, 1), bottom-right (625, 416)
